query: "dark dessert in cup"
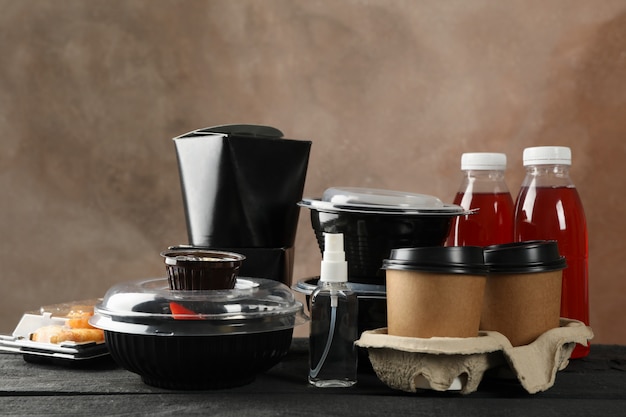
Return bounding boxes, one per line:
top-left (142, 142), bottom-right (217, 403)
top-left (161, 249), bottom-right (246, 290)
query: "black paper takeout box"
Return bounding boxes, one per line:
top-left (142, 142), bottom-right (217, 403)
top-left (173, 124), bottom-right (311, 285)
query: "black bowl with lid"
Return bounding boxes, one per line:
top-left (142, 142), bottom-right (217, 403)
top-left (90, 277), bottom-right (308, 390)
top-left (299, 187), bottom-right (469, 284)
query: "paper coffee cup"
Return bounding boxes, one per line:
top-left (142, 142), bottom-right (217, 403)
top-left (480, 270), bottom-right (562, 346)
top-left (383, 246), bottom-right (487, 338)
top-left (480, 241), bottom-right (566, 346)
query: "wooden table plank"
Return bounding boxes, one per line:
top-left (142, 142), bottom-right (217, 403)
top-left (0, 343), bottom-right (625, 416)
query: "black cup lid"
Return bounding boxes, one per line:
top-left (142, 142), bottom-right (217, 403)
top-left (483, 240), bottom-right (567, 273)
top-left (382, 246), bottom-right (487, 275)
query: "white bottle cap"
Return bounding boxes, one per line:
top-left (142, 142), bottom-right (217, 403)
top-left (319, 233), bottom-right (348, 283)
top-left (461, 153), bottom-right (507, 170)
top-left (523, 146), bottom-right (571, 166)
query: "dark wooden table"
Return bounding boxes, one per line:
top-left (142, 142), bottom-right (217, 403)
top-left (1, 340), bottom-right (625, 416)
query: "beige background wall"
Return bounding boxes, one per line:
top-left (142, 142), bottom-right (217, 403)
top-left (1, 1), bottom-right (625, 345)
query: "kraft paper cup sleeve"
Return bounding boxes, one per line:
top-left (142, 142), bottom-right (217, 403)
top-left (481, 241), bottom-right (566, 347)
top-left (480, 269), bottom-right (563, 346)
top-left (386, 270), bottom-right (486, 338)
top-left (384, 246), bottom-right (487, 339)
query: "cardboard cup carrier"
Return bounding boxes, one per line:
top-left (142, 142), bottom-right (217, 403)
top-left (480, 241), bottom-right (566, 346)
top-left (383, 246), bottom-right (487, 338)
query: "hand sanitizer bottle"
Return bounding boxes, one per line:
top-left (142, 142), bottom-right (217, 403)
top-left (308, 233), bottom-right (358, 387)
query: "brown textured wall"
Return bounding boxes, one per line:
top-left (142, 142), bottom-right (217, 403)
top-left (1, 0), bottom-right (625, 345)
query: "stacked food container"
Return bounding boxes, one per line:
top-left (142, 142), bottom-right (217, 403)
top-left (295, 187), bottom-right (469, 338)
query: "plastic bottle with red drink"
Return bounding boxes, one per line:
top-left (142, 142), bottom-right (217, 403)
top-left (446, 153), bottom-right (515, 247)
top-left (513, 146), bottom-right (589, 358)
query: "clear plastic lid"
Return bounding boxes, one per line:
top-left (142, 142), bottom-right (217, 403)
top-left (299, 187), bottom-right (466, 215)
top-left (90, 277), bottom-right (308, 336)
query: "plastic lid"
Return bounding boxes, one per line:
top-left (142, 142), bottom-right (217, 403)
top-left (382, 246), bottom-right (487, 275)
top-left (523, 146), bottom-right (572, 166)
top-left (461, 153), bottom-right (507, 170)
top-left (483, 240), bottom-right (567, 273)
top-left (298, 187), bottom-right (467, 215)
top-left (323, 187), bottom-right (444, 208)
top-left (90, 277), bottom-right (307, 336)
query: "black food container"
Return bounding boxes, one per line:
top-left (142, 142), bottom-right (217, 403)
top-left (299, 187), bottom-right (469, 284)
top-left (90, 277), bottom-right (308, 390)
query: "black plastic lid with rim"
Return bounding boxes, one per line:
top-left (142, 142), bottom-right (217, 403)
top-left (382, 246), bottom-right (487, 275)
top-left (483, 240), bottom-right (567, 273)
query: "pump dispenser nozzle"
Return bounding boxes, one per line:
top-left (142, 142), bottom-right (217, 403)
top-left (320, 233), bottom-right (348, 283)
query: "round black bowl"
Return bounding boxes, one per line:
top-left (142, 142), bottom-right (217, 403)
top-left (91, 277), bottom-right (306, 390)
top-left (104, 328), bottom-right (293, 390)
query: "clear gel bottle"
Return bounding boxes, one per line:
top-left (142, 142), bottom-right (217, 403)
top-left (308, 232), bottom-right (358, 387)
